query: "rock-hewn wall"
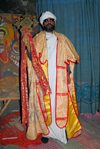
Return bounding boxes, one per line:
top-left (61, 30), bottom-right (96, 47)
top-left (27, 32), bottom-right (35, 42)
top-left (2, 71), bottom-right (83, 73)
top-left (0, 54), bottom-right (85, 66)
top-left (0, 0), bottom-right (36, 15)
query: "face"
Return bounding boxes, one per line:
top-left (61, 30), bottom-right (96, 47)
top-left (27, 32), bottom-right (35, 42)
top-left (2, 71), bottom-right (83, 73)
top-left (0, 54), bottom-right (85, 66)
top-left (0, 31), bottom-right (5, 39)
top-left (42, 17), bottom-right (56, 33)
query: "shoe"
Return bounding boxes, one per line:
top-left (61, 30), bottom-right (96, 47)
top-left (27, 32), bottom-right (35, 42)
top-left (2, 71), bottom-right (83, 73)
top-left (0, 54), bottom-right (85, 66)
top-left (41, 137), bottom-right (49, 144)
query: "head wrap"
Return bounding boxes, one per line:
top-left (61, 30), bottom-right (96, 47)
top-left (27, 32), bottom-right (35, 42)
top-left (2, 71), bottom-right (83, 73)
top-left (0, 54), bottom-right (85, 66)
top-left (40, 11), bottom-right (56, 25)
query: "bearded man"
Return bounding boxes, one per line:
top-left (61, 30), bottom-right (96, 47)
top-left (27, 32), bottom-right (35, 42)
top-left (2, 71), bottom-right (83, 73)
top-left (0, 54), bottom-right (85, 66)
top-left (22, 11), bottom-right (82, 144)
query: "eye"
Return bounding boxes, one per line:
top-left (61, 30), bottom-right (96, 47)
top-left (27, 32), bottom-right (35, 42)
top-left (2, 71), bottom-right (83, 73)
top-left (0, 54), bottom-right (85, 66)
top-left (44, 19), bottom-right (48, 23)
top-left (43, 18), bottom-right (55, 23)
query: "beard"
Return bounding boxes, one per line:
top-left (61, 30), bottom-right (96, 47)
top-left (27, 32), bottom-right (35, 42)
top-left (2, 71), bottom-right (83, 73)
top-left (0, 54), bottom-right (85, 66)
top-left (43, 23), bottom-right (55, 32)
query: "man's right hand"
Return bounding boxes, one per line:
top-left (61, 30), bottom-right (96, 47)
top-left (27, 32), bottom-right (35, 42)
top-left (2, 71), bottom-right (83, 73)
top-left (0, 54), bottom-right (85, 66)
top-left (22, 33), bottom-right (31, 52)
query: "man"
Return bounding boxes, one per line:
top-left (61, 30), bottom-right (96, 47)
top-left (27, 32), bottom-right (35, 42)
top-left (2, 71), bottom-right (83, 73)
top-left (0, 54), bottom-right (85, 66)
top-left (22, 11), bottom-right (82, 144)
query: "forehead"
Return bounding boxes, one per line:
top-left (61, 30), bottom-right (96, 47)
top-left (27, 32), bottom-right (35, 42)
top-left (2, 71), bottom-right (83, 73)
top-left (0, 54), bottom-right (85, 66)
top-left (47, 17), bottom-right (51, 19)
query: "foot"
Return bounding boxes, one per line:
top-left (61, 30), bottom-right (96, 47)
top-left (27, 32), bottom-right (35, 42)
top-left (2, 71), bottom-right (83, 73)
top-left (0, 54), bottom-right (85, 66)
top-left (41, 137), bottom-right (49, 144)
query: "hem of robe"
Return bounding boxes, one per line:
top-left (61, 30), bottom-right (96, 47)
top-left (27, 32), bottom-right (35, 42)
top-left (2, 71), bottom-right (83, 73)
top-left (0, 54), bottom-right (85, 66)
top-left (43, 128), bottom-right (67, 144)
top-left (26, 132), bottom-right (42, 141)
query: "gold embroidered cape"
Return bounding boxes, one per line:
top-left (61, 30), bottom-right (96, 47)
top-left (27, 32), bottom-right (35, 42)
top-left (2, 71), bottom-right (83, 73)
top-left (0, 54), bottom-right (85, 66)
top-left (26, 31), bottom-right (82, 140)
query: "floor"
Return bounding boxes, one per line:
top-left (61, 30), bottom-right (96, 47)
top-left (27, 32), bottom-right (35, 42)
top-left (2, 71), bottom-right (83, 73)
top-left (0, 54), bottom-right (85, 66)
top-left (0, 100), bottom-right (100, 149)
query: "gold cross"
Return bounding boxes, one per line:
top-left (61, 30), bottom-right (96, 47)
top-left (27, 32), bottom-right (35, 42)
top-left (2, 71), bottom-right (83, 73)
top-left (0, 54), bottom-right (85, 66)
top-left (14, 12), bottom-right (38, 33)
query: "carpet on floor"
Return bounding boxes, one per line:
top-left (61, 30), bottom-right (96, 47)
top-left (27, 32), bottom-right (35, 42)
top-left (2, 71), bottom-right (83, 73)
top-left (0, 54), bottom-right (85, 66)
top-left (0, 111), bottom-right (64, 149)
top-left (74, 111), bottom-right (100, 149)
top-left (0, 111), bottom-right (100, 149)
top-left (0, 112), bottom-right (42, 148)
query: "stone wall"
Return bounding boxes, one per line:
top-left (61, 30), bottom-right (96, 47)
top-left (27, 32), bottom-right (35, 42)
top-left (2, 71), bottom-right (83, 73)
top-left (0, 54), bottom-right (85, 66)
top-left (0, 0), bottom-right (36, 15)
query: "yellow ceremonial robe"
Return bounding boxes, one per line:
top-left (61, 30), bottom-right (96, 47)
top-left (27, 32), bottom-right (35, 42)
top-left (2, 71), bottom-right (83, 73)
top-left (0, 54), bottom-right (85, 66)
top-left (26, 31), bottom-right (82, 140)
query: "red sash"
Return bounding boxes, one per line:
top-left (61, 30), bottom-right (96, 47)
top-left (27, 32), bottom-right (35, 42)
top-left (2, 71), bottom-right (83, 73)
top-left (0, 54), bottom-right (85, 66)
top-left (21, 28), bottom-right (51, 126)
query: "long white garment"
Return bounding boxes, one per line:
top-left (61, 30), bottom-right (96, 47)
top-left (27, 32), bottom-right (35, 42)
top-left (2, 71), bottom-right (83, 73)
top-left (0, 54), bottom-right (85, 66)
top-left (43, 32), bottom-right (67, 144)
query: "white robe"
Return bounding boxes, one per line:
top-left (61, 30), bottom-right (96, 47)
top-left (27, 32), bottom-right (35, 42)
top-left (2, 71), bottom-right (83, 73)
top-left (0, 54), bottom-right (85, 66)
top-left (43, 32), bottom-right (67, 144)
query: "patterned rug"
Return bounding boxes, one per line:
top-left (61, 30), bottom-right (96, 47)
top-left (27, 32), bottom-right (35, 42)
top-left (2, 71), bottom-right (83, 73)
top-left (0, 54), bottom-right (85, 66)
top-left (0, 112), bottom-right (64, 149)
top-left (75, 111), bottom-right (100, 149)
top-left (54, 111), bottom-right (100, 149)
top-left (0, 112), bottom-right (42, 148)
top-left (0, 111), bottom-right (100, 149)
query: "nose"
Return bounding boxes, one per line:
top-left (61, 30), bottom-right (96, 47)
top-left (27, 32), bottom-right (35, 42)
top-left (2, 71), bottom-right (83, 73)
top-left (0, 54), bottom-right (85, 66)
top-left (48, 19), bottom-right (51, 23)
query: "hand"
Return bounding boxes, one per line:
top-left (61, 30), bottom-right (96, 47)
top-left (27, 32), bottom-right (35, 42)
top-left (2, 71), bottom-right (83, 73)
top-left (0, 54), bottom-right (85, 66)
top-left (22, 33), bottom-right (31, 52)
top-left (22, 33), bottom-right (29, 46)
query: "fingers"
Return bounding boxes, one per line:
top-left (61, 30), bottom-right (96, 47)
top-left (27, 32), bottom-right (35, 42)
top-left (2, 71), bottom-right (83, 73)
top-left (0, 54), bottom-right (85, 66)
top-left (22, 33), bottom-right (31, 51)
top-left (22, 33), bottom-right (29, 42)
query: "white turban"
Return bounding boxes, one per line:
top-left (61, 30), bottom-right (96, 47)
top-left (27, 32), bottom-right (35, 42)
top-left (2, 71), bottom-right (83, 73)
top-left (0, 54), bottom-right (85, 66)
top-left (40, 11), bottom-right (56, 25)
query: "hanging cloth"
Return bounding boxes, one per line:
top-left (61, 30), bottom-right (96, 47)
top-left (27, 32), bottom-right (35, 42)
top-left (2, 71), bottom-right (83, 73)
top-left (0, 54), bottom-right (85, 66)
top-left (21, 28), bottom-right (51, 126)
